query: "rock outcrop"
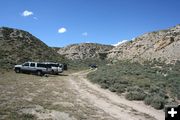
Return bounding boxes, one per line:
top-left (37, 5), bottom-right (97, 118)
top-left (107, 25), bottom-right (180, 63)
top-left (56, 43), bottom-right (114, 60)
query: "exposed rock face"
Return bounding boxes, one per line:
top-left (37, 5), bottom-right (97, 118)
top-left (56, 43), bottom-right (114, 60)
top-left (107, 25), bottom-right (180, 63)
top-left (0, 27), bottom-right (64, 69)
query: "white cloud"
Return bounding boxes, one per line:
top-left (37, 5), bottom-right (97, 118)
top-left (33, 17), bottom-right (38, 20)
top-left (82, 32), bottom-right (88, 36)
top-left (22, 10), bottom-right (33, 17)
top-left (112, 40), bottom-right (128, 46)
top-left (58, 27), bottom-right (67, 33)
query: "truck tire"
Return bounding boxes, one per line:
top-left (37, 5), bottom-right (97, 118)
top-left (15, 68), bottom-right (21, 73)
top-left (37, 70), bottom-right (42, 76)
top-left (51, 70), bottom-right (55, 74)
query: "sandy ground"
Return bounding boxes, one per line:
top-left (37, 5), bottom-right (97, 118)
top-left (0, 70), bottom-right (165, 120)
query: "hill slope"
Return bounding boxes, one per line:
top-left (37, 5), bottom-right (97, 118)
top-left (0, 27), bottom-right (64, 69)
top-left (108, 25), bottom-right (180, 63)
top-left (56, 43), bottom-right (114, 60)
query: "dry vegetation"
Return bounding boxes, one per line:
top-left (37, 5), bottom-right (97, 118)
top-left (0, 71), bottom-right (78, 119)
top-left (87, 60), bottom-right (180, 110)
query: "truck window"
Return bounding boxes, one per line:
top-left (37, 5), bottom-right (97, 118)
top-left (23, 63), bottom-right (29, 66)
top-left (50, 64), bottom-right (58, 67)
top-left (37, 63), bottom-right (45, 68)
top-left (46, 64), bottom-right (52, 68)
top-left (37, 63), bottom-right (51, 68)
top-left (30, 63), bottom-right (35, 67)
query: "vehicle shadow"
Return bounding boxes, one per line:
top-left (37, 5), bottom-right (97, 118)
top-left (15, 72), bottom-right (69, 77)
top-left (58, 73), bottom-right (69, 76)
top-left (46, 73), bottom-right (69, 77)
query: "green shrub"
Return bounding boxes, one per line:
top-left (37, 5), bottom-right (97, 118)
top-left (87, 60), bottom-right (180, 108)
top-left (125, 91), bottom-right (146, 101)
top-left (165, 101), bottom-right (178, 106)
top-left (127, 86), bottom-right (143, 92)
top-left (151, 95), bottom-right (165, 110)
top-left (149, 85), bottom-right (160, 93)
top-left (100, 83), bottom-right (109, 89)
top-left (21, 113), bottom-right (36, 119)
top-left (144, 96), bottom-right (153, 105)
top-left (108, 83), bottom-right (127, 93)
top-left (177, 93), bottom-right (180, 100)
top-left (118, 80), bottom-right (129, 84)
top-left (116, 87), bottom-right (126, 93)
top-left (109, 86), bottom-right (117, 92)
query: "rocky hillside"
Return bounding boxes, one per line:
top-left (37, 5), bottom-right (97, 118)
top-left (56, 43), bottom-right (114, 60)
top-left (0, 27), bottom-right (64, 69)
top-left (108, 25), bottom-right (180, 63)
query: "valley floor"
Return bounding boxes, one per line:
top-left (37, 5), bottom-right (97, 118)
top-left (0, 70), bottom-right (164, 120)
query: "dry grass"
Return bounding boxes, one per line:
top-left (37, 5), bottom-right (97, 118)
top-left (0, 71), bottom-right (76, 120)
top-left (0, 70), bottom-right (115, 120)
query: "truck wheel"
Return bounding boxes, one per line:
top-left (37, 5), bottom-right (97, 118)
top-left (51, 70), bottom-right (55, 74)
top-left (37, 71), bottom-right (42, 76)
top-left (15, 68), bottom-right (21, 73)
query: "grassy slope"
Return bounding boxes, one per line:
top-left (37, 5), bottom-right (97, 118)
top-left (87, 60), bottom-right (180, 110)
top-left (0, 27), bottom-right (66, 69)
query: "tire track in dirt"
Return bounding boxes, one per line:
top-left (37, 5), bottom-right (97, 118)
top-left (67, 70), bottom-right (164, 120)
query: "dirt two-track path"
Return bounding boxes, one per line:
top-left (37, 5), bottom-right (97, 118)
top-left (67, 70), bottom-right (164, 120)
top-left (0, 70), bottom-right (165, 120)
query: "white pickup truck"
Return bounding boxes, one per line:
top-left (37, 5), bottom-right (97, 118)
top-left (14, 62), bottom-right (63, 76)
top-left (14, 62), bottom-right (52, 76)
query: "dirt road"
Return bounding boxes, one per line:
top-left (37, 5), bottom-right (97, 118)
top-left (0, 70), bottom-right (164, 120)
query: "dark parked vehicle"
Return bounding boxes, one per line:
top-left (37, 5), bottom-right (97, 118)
top-left (62, 63), bottom-right (68, 70)
top-left (89, 64), bottom-right (98, 68)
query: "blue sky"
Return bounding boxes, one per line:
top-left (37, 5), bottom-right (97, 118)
top-left (0, 0), bottom-right (180, 47)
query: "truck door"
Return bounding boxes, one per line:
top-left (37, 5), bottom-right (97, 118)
top-left (21, 62), bottom-right (30, 72)
top-left (29, 63), bottom-right (36, 73)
